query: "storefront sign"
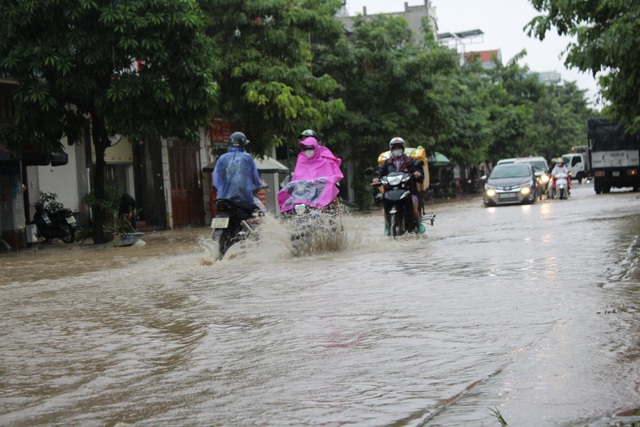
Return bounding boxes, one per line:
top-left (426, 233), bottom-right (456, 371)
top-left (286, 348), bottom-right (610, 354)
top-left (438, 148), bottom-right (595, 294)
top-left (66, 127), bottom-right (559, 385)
top-left (210, 119), bottom-right (233, 148)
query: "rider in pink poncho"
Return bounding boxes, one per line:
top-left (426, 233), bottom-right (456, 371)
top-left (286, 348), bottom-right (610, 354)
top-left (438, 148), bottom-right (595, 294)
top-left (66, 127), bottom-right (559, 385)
top-left (277, 133), bottom-right (344, 212)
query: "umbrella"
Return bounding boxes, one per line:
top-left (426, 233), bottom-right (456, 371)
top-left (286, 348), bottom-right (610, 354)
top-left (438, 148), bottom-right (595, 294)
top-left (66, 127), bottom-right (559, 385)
top-left (203, 155), bottom-right (289, 174)
top-left (428, 151), bottom-right (451, 166)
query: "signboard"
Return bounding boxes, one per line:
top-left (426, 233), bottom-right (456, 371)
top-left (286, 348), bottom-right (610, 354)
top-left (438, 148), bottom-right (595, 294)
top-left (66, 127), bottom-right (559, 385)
top-left (210, 119), bottom-right (233, 148)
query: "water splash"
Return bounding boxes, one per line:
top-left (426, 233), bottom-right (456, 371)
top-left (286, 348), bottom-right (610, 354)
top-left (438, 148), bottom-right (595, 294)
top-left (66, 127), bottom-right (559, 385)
top-left (199, 207), bottom-right (368, 262)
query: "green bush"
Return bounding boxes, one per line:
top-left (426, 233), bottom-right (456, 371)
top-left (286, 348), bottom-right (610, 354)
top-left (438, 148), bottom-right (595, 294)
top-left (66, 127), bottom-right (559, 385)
top-left (80, 187), bottom-right (135, 243)
top-left (39, 192), bottom-right (65, 213)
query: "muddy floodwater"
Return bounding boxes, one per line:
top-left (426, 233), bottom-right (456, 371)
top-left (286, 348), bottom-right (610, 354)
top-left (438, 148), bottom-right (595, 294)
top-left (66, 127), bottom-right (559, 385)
top-left (2, 182), bottom-right (640, 427)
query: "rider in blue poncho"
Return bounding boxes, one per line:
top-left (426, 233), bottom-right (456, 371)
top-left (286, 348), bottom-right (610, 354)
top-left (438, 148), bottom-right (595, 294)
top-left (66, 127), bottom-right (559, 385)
top-left (212, 132), bottom-right (265, 218)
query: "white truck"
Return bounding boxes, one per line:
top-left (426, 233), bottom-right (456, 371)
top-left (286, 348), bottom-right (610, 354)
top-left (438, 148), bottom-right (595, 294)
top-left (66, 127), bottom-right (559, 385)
top-left (561, 149), bottom-right (590, 182)
top-left (587, 117), bottom-right (640, 194)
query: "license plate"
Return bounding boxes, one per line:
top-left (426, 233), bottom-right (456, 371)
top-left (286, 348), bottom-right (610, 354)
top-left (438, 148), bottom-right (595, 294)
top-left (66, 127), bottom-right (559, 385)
top-left (499, 193), bottom-right (517, 199)
top-left (211, 217), bottom-right (229, 229)
top-left (66, 216), bottom-right (76, 224)
top-left (613, 171), bottom-right (620, 177)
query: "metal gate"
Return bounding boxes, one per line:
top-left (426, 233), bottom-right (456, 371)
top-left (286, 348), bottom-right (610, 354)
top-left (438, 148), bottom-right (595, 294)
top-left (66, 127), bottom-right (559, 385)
top-left (169, 142), bottom-right (204, 226)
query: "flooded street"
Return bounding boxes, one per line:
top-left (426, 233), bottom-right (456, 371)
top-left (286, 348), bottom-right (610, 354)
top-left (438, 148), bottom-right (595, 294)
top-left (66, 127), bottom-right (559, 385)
top-left (2, 182), bottom-right (640, 426)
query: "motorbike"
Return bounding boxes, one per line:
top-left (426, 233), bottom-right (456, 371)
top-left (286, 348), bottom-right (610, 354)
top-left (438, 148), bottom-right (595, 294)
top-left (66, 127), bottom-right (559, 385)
top-left (549, 172), bottom-right (570, 199)
top-left (211, 198), bottom-right (262, 259)
top-left (462, 176), bottom-right (484, 194)
top-left (33, 200), bottom-right (78, 243)
top-left (277, 177), bottom-right (343, 249)
top-left (370, 163), bottom-right (436, 238)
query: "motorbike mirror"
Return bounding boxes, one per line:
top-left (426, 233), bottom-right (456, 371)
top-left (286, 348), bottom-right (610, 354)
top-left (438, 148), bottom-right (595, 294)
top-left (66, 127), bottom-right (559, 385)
top-left (364, 167), bottom-right (376, 176)
top-left (414, 160), bottom-right (424, 167)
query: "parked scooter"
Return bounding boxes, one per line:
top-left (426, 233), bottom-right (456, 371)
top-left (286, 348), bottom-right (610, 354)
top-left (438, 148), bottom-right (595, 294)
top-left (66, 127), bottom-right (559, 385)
top-left (549, 172), bottom-right (570, 200)
top-left (370, 162), bottom-right (435, 238)
top-left (211, 198), bottom-right (263, 259)
top-left (33, 200), bottom-right (78, 243)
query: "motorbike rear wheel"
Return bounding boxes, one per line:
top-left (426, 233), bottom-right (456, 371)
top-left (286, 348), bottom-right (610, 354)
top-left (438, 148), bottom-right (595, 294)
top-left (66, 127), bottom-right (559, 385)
top-left (218, 231), bottom-right (233, 259)
top-left (60, 223), bottom-right (75, 243)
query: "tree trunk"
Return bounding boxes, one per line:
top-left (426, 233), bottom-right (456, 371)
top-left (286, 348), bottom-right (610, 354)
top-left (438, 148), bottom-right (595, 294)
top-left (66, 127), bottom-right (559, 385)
top-left (91, 115), bottom-right (110, 244)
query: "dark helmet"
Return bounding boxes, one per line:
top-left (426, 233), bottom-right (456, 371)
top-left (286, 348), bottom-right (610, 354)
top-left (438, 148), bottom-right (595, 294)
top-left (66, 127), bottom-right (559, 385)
top-left (228, 132), bottom-right (249, 148)
top-left (389, 137), bottom-right (406, 150)
top-left (299, 129), bottom-right (317, 139)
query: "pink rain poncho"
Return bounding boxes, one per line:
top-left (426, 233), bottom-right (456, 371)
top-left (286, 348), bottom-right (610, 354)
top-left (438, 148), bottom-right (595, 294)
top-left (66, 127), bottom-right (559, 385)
top-left (277, 137), bottom-right (344, 212)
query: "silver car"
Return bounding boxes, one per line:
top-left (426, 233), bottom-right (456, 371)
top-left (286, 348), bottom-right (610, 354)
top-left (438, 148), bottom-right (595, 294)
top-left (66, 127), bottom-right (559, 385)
top-left (514, 156), bottom-right (550, 196)
top-left (483, 163), bottom-right (539, 206)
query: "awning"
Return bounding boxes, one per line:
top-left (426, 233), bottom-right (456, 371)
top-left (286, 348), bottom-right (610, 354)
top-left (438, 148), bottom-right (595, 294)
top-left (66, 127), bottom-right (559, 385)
top-left (203, 155), bottom-right (289, 174)
top-left (428, 152), bottom-right (451, 166)
top-left (254, 156), bottom-right (289, 173)
top-left (20, 142), bottom-right (68, 166)
top-left (0, 141), bottom-right (68, 166)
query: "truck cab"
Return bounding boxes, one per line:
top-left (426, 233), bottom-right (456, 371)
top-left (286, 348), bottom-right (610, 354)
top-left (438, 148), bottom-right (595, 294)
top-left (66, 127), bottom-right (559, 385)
top-left (562, 153), bottom-right (588, 182)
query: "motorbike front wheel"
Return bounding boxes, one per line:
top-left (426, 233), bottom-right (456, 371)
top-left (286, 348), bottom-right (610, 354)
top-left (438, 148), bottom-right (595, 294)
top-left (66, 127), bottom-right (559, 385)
top-left (389, 212), bottom-right (398, 238)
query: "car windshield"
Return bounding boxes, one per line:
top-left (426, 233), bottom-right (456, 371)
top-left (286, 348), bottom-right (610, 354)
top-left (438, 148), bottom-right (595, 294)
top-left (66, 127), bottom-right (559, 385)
top-left (490, 165), bottom-right (531, 179)
top-left (528, 161), bottom-right (547, 172)
top-left (515, 159), bottom-right (547, 172)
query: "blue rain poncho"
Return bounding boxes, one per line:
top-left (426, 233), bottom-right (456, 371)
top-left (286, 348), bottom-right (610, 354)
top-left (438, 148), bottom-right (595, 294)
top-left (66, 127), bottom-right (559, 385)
top-left (212, 147), bottom-right (263, 209)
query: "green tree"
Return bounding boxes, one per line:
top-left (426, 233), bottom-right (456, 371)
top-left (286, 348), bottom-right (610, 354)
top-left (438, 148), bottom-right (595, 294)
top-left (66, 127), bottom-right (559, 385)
top-left (323, 15), bottom-right (458, 208)
top-left (526, 0), bottom-right (638, 131)
top-left (483, 53), bottom-right (541, 162)
top-left (202, 0), bottom-right (345, 154)
top-left (432, 62), bottom-right (492, 168)
top-left (480, 50), bottom-right (595, 163)
top-left (0, 0), bottom-right (218, 243)
top-left (532, 81), bottom-right (595, 160)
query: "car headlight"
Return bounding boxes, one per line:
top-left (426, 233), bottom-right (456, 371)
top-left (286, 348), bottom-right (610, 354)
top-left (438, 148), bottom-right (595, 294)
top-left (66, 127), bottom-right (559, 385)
top-left (485, 188), bottom-right (496, 197)
top-left (520, 187), bottom-right (531, 195)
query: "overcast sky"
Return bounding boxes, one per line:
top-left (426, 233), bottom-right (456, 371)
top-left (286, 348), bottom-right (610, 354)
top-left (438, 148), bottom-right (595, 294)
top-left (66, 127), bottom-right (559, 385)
top-left (343, 0), bottom-right (601, 106)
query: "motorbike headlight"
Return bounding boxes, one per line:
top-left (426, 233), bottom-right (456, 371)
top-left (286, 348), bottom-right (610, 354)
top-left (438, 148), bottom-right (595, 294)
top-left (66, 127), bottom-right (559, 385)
top-left (387, 175), bottom-right (402, 186)
top-left (540, 174), bottom-right (550, 184)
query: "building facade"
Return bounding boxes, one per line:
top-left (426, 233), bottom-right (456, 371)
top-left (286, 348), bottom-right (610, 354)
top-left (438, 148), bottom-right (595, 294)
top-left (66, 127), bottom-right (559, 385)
top-left (339, 1), bottom-right (438, 41)
top-left (0, 75), bottom-right (213, 251)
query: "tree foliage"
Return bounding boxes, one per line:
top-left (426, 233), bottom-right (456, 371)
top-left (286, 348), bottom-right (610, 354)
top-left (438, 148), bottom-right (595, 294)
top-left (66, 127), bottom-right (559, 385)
top-left (321, 15), bottom-right (459, 208)
top-left (0, 0), bottom-right (600, 217)
top-left (0, 0), bottom-right (218, 242)
top-left (527, 0), bottom-right (640, 132)
top-left (202, 0), bottom-right (345, 154)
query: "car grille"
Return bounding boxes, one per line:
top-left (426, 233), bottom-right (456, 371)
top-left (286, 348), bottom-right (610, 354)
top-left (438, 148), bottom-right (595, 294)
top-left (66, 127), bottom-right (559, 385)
top-left (497, 185), bottom-right (520, 191)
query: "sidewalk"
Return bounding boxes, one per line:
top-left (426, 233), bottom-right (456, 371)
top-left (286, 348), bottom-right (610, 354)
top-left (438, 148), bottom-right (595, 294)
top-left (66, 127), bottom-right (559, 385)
top-left (1, 226), bottom-right (209, 258)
